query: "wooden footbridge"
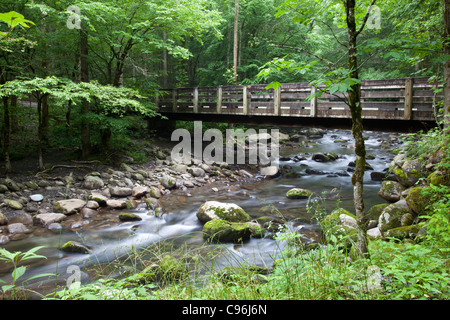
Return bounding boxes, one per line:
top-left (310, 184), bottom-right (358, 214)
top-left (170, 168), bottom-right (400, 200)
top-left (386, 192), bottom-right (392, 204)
top-left (156, 77), bottom-right (442, 132)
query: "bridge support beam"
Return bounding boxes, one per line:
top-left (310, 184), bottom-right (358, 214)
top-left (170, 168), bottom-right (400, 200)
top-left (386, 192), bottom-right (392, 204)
top-left (404, 78), bottom-right (413, 120)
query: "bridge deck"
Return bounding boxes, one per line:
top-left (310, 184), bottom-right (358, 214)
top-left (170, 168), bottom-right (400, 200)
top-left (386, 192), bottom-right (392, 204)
top-left (157, 77), bottom-right (442, 132)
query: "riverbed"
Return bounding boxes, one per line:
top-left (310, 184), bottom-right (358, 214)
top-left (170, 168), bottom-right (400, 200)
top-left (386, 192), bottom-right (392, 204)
top-left (0, 128), bottom-right (401, 297)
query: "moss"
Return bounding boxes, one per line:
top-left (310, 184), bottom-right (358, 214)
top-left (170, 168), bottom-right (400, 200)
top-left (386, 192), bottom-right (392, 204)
top-left (367, 203), bottom-right (390, 221)
top-left (196, 201), bottom-right (250, 223)
top-left (119, 212), bottom-right (142, 222)
top-left (405, 186), bottom-right (432, 215)
top-left (385, 224), bottom-right (421, 241)
top-left (202, 219), bottom-right (252, 243)
top-left (286, 188), bottom-right (314, 199)
top-left (59, 241), bottom-right (90, 254)
top-left (138, 255), bottom-right (188, 284)
top-left (428, 170), bottom-right (450, 186)
top-left (323, 208), bottom-right (356, 228)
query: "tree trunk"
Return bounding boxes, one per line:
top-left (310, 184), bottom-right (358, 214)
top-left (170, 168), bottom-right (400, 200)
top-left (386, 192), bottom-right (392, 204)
top-left (345, 0), bottom-right (369, 257)
top-left (233, 0), bottom-right (239, 84)
top-left (2, 96), bottom-right (12, 174)
top-left (37, 97), bottom-right (44, 171)
top-left (444, 0), bottom-right (450, 144)
top-left (80, 26), bottom-right (91, 160)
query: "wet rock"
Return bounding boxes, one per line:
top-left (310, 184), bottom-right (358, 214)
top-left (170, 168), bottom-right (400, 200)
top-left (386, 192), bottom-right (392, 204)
top-left (0, 184), bottom-right (8, 193)
top-left (286, 188), bottom-right (313, 199)
top-left (260, 166), bottom-right (279, 178)
top-left (160, 174), bottom-right (176, 189)
top-left (196, 201), bottom-right (251, 223)
top-left (0, 235), bottom-right (10, 244)
top-left (4, 199), bottom-right (23, 210)
top-left (88, 193), bottom-right (108, 206)
top-left (312, 152), bottom-right (338, 162)
top-left (8, 211), bottom-right (33, 226)
top-left (48, 223), bottom-right (62, 233)
top-left (34, 213), bottom-right (65, 227)
top-left (59, 241), bottom-right (91, 254)
top-left (82, 176), bottom-right (105, 190)
top-left (0, 211), bottom-right (8, 225)
top-left (7, 223), bottom-right (31, 234)
top-left (188, 167), bottom-right (206, 178)
top-left (109, 186), bottom-right (133, 197)
top-left (3, 178), bottom-right (20, 192)
top-left (53, 199), bottom-right (86, 215)
top-left (30, 194), bottom-right (44, 202)
top-left (378, 180), bottom-right (406, 203)
top-left (85, 201), bottom-right (99, 210)
top-left (202, 219), bottom-right (252, 243)
top-left (132, 185), bottom-right (148, 198)
top-left (119, 212), bottom-right (142, 222)
top-left (106, 199), bottom-right (128, 209)
top-left (149, 187), bottom-right (161, 199)
top-left (370, 171), bottom-right (386, 181)
top-left (70, 220), bottom-right (90, 230)
top-left (80, 208), bottom-right (96, 219)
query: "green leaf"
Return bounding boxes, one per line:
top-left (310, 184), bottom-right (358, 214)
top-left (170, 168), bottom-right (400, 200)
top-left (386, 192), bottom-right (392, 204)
top-left (12, 266), bottom-right (26, 281)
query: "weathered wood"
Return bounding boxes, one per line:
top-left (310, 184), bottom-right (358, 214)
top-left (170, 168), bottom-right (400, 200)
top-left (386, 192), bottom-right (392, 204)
top-left (310, 86), bottom-right (317, 117)
top-left (193, 88), bottom-right (199, 114)
top-left (217, 87), bottom-right (222, 114)
top-left (404, 78), bottom-right (413, 120)
top-left (274, 86), bottom-right (281, 116)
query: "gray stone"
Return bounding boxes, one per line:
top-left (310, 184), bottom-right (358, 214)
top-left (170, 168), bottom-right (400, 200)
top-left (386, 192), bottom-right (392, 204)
top-left (188, 167), bottom-right (206, 177)
top-left (7, 223), bottom-right (31, 234)
top-left (0, 211), bottom-right (8, 225)
top-left (196, 201), bottom-right (251, 223)
top-left (106, 199), bottom-right (128, 209)
top-left (4, 199), bottom-right (23, 210)
top-left (160, 174), bottom-right (176, 189)
top-left (30, 194), bottom-right (44, 202)
top-left (109, 186), bottom-right (133, 197)
top-left (82, 176), bottom-right (105, 190)
top-left (260, 166), bottom-right (279, 178)
top-left (0, 235), bottom-right (10, 245)
top-left (35, 213), bottom-right (65, 227)
top-left (88, 192), bottom-right (108, 206)
top-left (378, 180), bottom-right (406, 203)
top-left (3, 178), bottom-right (20, 192)
top-left (132, 185), bottom-right (148, 198)
top-left (53, 199), bottom-right (86, 215)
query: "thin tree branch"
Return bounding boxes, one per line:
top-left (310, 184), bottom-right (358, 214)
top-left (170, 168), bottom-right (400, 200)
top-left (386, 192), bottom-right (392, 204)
top-left (356, 0), bottom-right (377, 37)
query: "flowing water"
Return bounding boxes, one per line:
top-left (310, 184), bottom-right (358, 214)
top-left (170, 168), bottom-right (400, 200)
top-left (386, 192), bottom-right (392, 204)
top-left (0, 128), bottom-right (400, 295)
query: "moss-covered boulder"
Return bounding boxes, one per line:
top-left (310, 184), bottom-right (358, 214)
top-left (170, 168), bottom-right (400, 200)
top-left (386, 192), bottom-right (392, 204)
top-left (392, 159), bottom-right (424, 187)
top-left (378, 180), bottom-right (406, 203)
top-left (202, 219), bottom-right (252, 243)
top-left (385, 224), bottom-right (421, 240)
top-left (138, 255), bottom-right (188, 284)
top-left (59, 241), bottom-right (91, 254)
top-left (367, 203), bottom-right (390, 221)
top-left (196, 201), bottom-right (250, 223)
top-left (428, 170), bottom-right (450, 187)
top-left (405, 186), bottom-right (432, 216)
top-left (322, 208), bottom-right (357, 228)
top-left (378, 200), bottom-right (411, 234)
top-left (286, 188), bottom-right (314, 199)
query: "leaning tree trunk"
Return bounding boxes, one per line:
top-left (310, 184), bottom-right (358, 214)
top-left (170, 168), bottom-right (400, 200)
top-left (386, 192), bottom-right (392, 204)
top-left (346, 0), bottom-right (369, 257)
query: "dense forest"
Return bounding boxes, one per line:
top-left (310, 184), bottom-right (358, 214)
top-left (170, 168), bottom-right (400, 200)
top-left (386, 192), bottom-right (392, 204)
top-left (0, 0), bottom-right (449, 302)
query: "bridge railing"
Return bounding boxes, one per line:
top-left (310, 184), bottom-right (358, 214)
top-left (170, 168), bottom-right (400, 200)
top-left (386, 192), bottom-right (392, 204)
top-left (157, 77), bottom-right (442, 121)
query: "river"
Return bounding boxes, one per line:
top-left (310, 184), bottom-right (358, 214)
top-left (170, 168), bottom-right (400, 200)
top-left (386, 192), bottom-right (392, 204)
top-left (0, 128), bottom-right (400, 297)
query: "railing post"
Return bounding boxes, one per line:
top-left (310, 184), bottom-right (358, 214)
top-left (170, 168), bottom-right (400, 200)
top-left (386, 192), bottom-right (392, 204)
top-left (310, 86), bottom-right (317, 117)
top-left (217, 86), bottom-right (222, 114)
top-left (274, 86), bottom-right (281, 116)
top-left (193, 87), bottom-right (199, 113)
top-left (243, 86), bottom-right (248, 115)
top-left (172, 89), bottom-right (177, 113)
top-left (404, 78), bottom-right (413, 120)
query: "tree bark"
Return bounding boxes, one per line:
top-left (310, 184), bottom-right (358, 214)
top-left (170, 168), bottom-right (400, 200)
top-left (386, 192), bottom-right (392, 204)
top-left (2, 96), bottom-right (12, 174)
top-left (233, 0), bottom-right (239, 84)
top-left (444, 0), bottom-right (450, 144)
top-left (37, 96), bottom-right (44, 171)
top-left (345, 0), bottom-right (369, 257)
top-left (80, 26), bottom-right (91, 160)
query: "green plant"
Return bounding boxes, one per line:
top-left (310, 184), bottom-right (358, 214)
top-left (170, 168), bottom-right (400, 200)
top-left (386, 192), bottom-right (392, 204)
top-left (0, 246), bottom-right (53, 299)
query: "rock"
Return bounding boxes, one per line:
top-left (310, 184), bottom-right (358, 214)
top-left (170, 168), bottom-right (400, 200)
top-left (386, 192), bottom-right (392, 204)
top-left (4, 199), bottom-right (23, 210)
top-left (59, 241), bottom-right (91, 254)
top-left (393, 159), bottom-right (424, 187)
top-left (378, 180), bottom-right (406, 203)
top-left (24, 181), bottom-right (39, 190)
top-left (0, 211), bottom-right (8, 225)
top-left (137, 255), bottom-right (188, 284)
top-left (30, 194), bottom-right (44, 202)
top-left (340, 214), bottom-right (357, 229)
top-left (323, 208), bottom-right (357, 228)
top-left (405, 186), bottom-right (432, 215)
top-left (312, 153), bottom-right (338, 162)
top-left (370, 171), bottom-right (386, 181)
top-left (367, 203), bottom-right (390, 221)
top-left (120, 163), bottom-right (134, 172)
top-left (260, 166), bottom-right (280, 178)
top-left (109, 186), bottom-right (133, 197)
top-left (132, 185), bottom-right (148, 198)
top-left (196, 201), bottom-right (251, 223)
top-left (3, 178), bottom-right (20, 192)
top-left (385, 224), bottom-right (421, 240)
top-left (34, 213), bottom-right (65, 227)
top-left (106, 199), bottom-right (128, 209)
top-left (348, 161), bottom-right (374, 171)
top-left (428, 170), bottom-right (450, 186)
top-left (82, 176), bottom-right (105, 190)
top-left (0, 235), bottom-right (10, 245)
top-left (8, 211), bottom-right (33, 226)
top-left (271, 131), bottom-right (290, 141)
top-left (202, 219), bottom-right (252, 243)
top-left (378, 200), bottom-right (411, 233)
top-left (48, 223), bottom-right (63, 233)
top-left (188, 167), bottom-right (206, 178)
top-left (131, 173), bottom-right (145, 181)
top-left (0, 184), bottom-right (8, 193)
top-left (149, 187), bottom-right (161, 199)
top-left (80, 207), bottom-right (96, 219)
top-left (367, 227), bottom-right (382, 238)
top-left (53, 199), bottom-right (86, 215)
top-left (286, 188), bottom-right (313, 199)
top-left (160, 174), bottom-right (176, 189)
top-left (7, 223), bottom-right (31, 234)
top-left (146, 198), bottom-right (160, 210)
top-left (88, 193), bottom-right (108, 206)
top-left (119, 212), bottom-right (142, 222)
top-left (85, 201), bottom-right (99, 209)
top-left (172, 164), bottom-right (188, 173)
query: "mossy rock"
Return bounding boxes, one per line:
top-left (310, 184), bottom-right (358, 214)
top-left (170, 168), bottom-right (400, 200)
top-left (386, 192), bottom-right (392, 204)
top-left (322, 208), bottom-right (356, 228)
top-left (247, 222), bottom-right (266, 238)
top-left (405, 186), bottom-right (432, 215)
top-left (196, 201), bottom-right (250, 223)
top-left (286, 188), bottom-right (314, 199)
top-left (59, 241), bottom-right (91, 254)
top-left (428, 170), bottom-right (450, 187)
top-left (202, 219), bottom-right (252, 243)
top-left (378, 201), bottom-right (411, 233)
top-left (378, 180), bottom-right (406, 203)
top-left (119, 212), bottom-right (142, 222)
top-left (385, 224), bottom-right (421, 241)
top-left (393, 159), bottom-right (424, 187)
top-left (367, 203), bottom-right (390, 221)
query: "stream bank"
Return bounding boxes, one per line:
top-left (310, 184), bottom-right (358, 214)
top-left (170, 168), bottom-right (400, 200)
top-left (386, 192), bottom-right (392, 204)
top-left (0, 127), bottom-right (402, 298)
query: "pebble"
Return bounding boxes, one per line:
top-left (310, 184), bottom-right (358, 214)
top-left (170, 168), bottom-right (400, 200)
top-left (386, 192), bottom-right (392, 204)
top-left (30, 194), bottom-right (44, 202)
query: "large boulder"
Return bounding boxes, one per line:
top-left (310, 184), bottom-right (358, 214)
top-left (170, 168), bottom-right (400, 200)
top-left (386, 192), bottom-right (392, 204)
top-left (59, 241), bottom-right (91, 254)
top-left (405, 186), bottom-right (432, 216)
top-left (378, 200), bottom-right (412, 234)
top-left (286, 188), bottom-right (313, 199)
top-left (196, 201), bottom-right (250, 223)
top-left (367, 203), bottom-right (390, 221)
top-left (312, 152), bottom-right (339, 162)
top-left (202, 219), bottom-right (252, 243)
top-left (385, 224), bottom-right (421, 240)
top-left (427, 170), bottom-right (450, 187)
top-left (53, 199), bottom-right (86, 215)
top-left (82, 176), bottom-right (105, 190)
top-left (378, 180), bottom-right (406, 203)
top-left (392, 159), bottom-right (424, 187)
top-left (109, 186), bottom-right (133, 197)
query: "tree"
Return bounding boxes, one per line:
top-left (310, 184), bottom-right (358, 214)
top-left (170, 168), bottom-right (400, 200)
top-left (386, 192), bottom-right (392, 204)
top-left (444, 0), bottom-right (450, 144)
top-left (233, 0), bottom-right (239, 83)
